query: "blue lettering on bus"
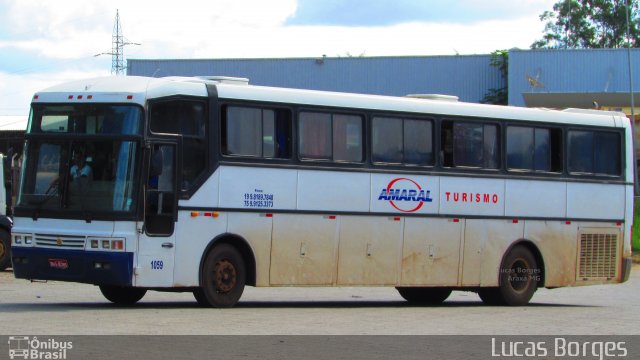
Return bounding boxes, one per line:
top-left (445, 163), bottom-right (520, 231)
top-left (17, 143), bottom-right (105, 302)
top-left (378, 188), bottom-right (433, 202)
top-left (377, 177), bottom-right (434, 213)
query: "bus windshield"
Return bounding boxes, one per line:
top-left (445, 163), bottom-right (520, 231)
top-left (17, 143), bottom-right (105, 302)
top-left (16, 104), bottom-right (143, 219)
top-left (17, 139), bottom-right (140, 217)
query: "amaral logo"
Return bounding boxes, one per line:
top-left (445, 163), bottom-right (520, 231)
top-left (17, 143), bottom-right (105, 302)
top-left (377, 177), bottom-right (433, 213)
top-left (8, 336), bottom-right (72, 360)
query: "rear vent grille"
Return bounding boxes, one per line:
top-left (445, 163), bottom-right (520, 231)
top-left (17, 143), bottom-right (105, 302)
top-left (578, 232), bottom-right (619, 280)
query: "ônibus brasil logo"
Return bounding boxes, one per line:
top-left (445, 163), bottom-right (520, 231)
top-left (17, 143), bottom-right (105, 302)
top-left (377, 177), bottom-right (433, 213)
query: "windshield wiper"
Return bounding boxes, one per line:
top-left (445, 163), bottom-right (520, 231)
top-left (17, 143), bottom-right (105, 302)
top-left (29, 184), bottom-right (59, 220)
top-left (80, 198), bottom-right (92, 223)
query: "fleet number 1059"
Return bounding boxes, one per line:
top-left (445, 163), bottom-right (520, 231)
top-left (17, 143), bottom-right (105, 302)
top-left (151, 260), bottom-right (164, 270)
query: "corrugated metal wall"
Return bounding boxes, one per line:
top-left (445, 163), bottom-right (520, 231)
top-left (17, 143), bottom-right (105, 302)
top-left (127, 55), bottom-right (501, 103)
top-left (509, 48), bottom-right (640, 106)
top-left (128, 49), bottom-right (639, 107)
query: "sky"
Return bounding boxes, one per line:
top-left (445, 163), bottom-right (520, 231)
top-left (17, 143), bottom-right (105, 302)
top-left (0, 0), bottom-right (557, 119)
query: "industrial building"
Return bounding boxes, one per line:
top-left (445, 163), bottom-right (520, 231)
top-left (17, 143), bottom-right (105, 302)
top-left (128, 48), bottom-right (639, 122)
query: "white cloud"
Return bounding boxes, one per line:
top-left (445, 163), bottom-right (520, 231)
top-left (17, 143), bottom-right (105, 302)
top-left (0, 0), bottom-right (556, 116)
top-left (0, 69), bottom-right (109, 117)
top-left (1, 0), bottom-right (552, 59)
top-left (193, 15), bottom-right (548, 58)
top-left (1, 0), bottom-right (297, 59)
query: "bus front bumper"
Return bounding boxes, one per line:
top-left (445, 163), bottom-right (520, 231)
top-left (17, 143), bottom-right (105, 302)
top-left (11, 247), bottom-right (134, 286)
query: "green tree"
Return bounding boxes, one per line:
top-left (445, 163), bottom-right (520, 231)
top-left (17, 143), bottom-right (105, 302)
top-left (481, 50), bottom-right (509, 105)
top-left (531, 0), bottom-right (640, 49)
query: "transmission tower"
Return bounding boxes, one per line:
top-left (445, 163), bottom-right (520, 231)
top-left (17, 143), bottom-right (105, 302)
top-left (96, 10), bottom-right (140, 75)
top-left (111, 10), bottom-right (125, 75)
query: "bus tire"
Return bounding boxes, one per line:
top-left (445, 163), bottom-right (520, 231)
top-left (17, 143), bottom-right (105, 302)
top-left (192, 288), bottom-right (209, 307)
top-left (396, 287), bottom-right (452, 305)
top-left (99, 285), bottom-right (147, 305)
top-left (0, 229), bottom-right (10, 271)
top-left (477, 288), bottom-right (503, 305)
top-left (480, 245), bottom-right (539, 306)
top-left (198, 243), bottom-right (246, 308)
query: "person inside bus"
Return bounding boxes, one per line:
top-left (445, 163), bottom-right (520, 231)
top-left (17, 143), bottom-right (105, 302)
top-left (70, 152), bottom-right (92, 181)
top-left (68, 151), bottom-right (93, 202)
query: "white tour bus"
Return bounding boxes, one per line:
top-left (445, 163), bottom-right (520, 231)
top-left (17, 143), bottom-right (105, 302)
top-left (11, 76), bottom-right (634, 307)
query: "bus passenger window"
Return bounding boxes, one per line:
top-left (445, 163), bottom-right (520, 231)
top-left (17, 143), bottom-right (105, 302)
top-left (299, 112), bottom-right (363, 162)
top-left (533, 128), bottom-right (551, 171)
top-left (372, 117), bottom-right (434, 166)
top-left (482, 124), bottom-right (499, 168)
top-left (404, 119), bottom-right (433, 165)
top-left (442, 120), bottom-right (499, 169)
top-left (223, 105), bottom-right (291, 159)
top-left (262, 110), bottom-right (276, 158)
top-left (594, 132), bottom-right (621, 175)
top-left (225, 107), bottom-right (263, 156)
top-left (507, 127), bottom-right (534, 170)
top-left (454, 123), bottom-right (483, 167)
top-left (372, 117), bottom-right (402, 163)
top-left (568, 130), bottom-right (621, 176)
top-left (299, 112), bottom-right (332, 160)
top-left (506, 126), bottom-right (559, 172)
top-left (333, 114), bottom-right (363, 162)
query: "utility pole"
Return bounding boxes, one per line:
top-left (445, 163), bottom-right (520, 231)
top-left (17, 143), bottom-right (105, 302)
top-left (95, 10), bottom-right (140, 75)
top-left (625, 0), bottom-right (638, 194)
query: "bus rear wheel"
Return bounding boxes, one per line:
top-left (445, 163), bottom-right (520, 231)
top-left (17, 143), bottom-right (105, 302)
top-left (396, 287), bottom-right (452, 305)
top-left (197, 243), bottom-right (246, 308)
top-left (99, 285), bottom-right (147, 305)
top-left (479, 245), bottom-right (539, 306)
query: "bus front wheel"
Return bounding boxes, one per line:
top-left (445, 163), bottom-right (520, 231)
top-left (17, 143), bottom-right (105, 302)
top-left (479, 245), bottom-right (539, 306)
top-left (0, 229), bottom-right (10, 271)
top-left (99, 285), bottom-right (146, 305)
top-left (396, 287), bottom-right (452, 305)
top-left (196, 243), bottom-right (246, 308)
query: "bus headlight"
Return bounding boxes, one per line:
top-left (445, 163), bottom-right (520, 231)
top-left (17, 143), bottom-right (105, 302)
top-left (12, 234), bottom-right (33, 246)
top-left (11, 234), bottom-right (33, 247)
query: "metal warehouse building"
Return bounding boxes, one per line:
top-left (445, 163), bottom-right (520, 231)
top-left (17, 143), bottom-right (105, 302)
top-left (127, 48), bottom-right (639, 121)
top-left (510, 49), bottom-right (639, 112)
top-left (127, 54), bottom-right (502, 104)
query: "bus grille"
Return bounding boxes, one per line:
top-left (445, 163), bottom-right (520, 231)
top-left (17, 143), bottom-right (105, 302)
top-left (35, 234), bottom-right (86, 249)
top-left (578, 232), bottom-right (619, 280)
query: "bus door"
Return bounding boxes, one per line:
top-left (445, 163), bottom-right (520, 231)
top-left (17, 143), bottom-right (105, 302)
top-left (136, 139), bottom-right (180, 287)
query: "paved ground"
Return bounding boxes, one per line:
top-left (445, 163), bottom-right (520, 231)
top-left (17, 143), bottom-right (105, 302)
top-left (1, 266), bottom-right (639, 335)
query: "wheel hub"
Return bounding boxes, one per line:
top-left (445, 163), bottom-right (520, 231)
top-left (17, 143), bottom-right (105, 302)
top-left (509, 259), bottom-right (531, 293)
top-left (213, 259), bottom-right (237, 293)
